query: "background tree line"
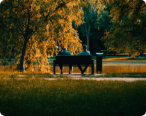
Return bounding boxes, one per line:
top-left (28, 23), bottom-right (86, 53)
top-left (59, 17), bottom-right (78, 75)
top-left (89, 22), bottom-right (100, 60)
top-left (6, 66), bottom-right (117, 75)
top-left (0, 0), bottom-right (108, 72)
top-left (102, 0), bottom-right (146, 57)
top-left (0, 0), bottom-right (146, 72)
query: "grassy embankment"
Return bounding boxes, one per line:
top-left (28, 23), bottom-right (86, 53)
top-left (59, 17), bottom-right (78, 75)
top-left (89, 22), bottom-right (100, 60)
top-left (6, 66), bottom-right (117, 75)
top-left (0, 77), bottom-right (146, 116)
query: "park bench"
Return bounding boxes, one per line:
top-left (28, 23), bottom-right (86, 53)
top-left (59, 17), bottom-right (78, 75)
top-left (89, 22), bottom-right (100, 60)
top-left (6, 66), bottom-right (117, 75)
top-left (53, 55), bottom-right (94, 74)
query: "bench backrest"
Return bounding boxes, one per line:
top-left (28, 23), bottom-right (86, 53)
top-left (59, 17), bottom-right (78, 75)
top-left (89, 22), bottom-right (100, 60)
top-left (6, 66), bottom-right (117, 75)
top-left (55, 55), bottom-right (92, 61)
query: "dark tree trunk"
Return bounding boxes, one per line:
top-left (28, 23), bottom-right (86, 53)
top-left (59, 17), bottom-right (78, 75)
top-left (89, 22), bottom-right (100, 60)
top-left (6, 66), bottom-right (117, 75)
top-left (20, 38), bottom-right (29, 72)
top-left (87, 35), bottom-right (89, 51)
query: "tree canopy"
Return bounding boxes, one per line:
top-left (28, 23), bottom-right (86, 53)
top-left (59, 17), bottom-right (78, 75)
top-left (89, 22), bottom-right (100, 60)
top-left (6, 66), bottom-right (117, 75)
top-left (0, 0), bottom-right (111, 72)
top-left (102, 0), bottom-right (146, 57)
top-left (0, 0), bottom-right (87, 72)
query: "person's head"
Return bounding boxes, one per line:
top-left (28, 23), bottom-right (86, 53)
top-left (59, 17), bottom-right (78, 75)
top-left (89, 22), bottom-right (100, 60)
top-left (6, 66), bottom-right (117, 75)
top-left (63, 47), bottom-right (67, 51)
top-left (83, 45), bottom-right (87, 51)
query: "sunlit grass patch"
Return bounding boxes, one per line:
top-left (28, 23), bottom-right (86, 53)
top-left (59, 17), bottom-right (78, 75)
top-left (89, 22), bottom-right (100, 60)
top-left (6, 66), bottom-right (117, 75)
top-left (1, 62), bottom-right (146, 75)
top-left (103, 64), bottom-right (146, 73)
top-left (103, 57), bottom-right (128, 60)
top-left (0, 71), bottom-right (69, 78)
top-left (0, 79), bottom-right (146, 116)
top-left (0, 71), bottom-right (20, 78)
top-left (0, 71), bottom-right (54, 78)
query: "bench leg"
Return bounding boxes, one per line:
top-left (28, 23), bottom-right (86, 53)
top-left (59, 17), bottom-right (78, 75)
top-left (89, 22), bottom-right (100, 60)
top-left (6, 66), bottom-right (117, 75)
top-left (59, 64), bottom-right (63, 74)
top-left (77, 64), bottom-right (84, 74)
top-left (83, 64), bottom-right (89, 74)
top-left (92, 61), bottom-right (94, 74)
top-left (69, 64), bottom-right (72, 74)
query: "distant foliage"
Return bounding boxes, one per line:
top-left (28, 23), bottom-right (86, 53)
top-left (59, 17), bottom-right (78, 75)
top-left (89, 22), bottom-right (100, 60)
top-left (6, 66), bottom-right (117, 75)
top-left (102, 0), bottom-right (146, 57)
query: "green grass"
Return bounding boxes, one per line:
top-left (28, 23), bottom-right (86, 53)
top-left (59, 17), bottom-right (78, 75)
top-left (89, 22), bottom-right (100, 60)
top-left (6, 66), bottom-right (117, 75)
top-left (0, 78), bottom-right (146, 116)
top-left (83, 73), bottom-right (146, 78)
top-left (92, 56), bottom-right (146, 60)
top-left (117, 57), bottom-right (146, 61)
top-left (50, 57), bottom-right (55, 60)
top-left (104, 73), bottom-right (146, 77)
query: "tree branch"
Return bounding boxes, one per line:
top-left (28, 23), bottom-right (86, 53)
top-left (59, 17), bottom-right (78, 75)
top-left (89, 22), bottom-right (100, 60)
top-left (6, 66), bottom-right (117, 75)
top-left (44, 1), bottom-right (69, 21)
top-left (15, 19), bottom-right (25, 38)
top-left (25, 1), bottom-right (33, 40)
top-left (26, 7), bottom-right (31, 36)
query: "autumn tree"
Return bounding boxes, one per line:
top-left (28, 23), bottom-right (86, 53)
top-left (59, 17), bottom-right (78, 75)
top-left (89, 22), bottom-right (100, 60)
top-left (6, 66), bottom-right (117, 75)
top-left (0, 0), bottom-right (87, 72)
top-left (102, 0), bottom-right (146, 57)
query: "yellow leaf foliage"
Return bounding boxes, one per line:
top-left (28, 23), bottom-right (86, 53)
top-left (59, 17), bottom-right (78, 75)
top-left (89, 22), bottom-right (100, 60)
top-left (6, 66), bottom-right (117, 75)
top-left (1, 0), bottom-right (107, 72)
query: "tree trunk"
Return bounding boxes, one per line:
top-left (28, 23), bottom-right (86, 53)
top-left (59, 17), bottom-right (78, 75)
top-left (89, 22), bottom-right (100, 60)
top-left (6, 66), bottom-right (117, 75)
top-left (20, 38), bottom-right (29, 72)
top-left (86, 26), bottom-right (90, 51)
top-left (87, 36), bottom-right (89, 51)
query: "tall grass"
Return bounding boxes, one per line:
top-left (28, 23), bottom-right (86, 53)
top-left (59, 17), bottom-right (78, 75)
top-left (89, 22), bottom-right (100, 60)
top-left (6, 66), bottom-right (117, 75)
top-left (1, 63), bottom-right (146, 74)
top-left (0, 79), bottom-right (146, 116)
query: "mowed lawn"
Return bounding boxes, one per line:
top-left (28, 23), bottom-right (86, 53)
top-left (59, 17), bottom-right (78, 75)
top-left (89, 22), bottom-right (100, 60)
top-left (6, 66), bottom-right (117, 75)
top-left (0, 78), bottom-right (146, 116)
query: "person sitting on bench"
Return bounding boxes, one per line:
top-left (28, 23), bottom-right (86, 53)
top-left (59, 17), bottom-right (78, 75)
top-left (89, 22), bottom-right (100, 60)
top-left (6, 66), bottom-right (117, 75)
top-left (80, 44), bottom-right (90, 55)
top-left (58, 47), bottom-right (72, 74)
top-left (61, 47), bottom-right (71, 55)
top-left (57, 47), bottom-right (62, 55)
top-left (78, 45), bottom-right (91, 74)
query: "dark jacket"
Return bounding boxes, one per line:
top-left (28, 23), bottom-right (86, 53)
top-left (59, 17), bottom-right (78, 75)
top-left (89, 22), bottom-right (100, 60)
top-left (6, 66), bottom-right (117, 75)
top-left (61, 50), bottom-right (71, 55)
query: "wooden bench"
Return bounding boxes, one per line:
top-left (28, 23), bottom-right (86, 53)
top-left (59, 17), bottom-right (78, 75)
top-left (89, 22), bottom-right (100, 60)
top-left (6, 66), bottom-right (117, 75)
top-left (53, 55), bottom-right (94, 74)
